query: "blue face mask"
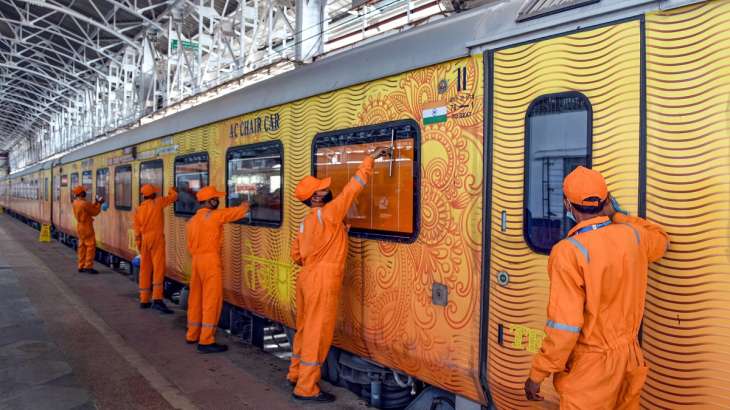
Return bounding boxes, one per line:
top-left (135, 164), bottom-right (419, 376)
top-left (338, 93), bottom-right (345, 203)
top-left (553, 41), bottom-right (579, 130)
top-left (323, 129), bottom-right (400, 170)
top-left (566, 210), bottom-right (576, 223)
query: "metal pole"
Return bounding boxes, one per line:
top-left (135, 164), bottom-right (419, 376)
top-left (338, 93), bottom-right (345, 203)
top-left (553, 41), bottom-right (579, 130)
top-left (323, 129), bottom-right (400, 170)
top-left (267, 0), bottom-right (273, 64)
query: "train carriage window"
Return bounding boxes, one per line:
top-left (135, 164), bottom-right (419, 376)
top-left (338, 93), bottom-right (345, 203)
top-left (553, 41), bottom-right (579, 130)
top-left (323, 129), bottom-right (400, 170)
top-left (174, 153), bottom-right (209, 216)
top-left (226, 141), bottom-right (283, 227)
top-left (57, 175), bottom-right (66, 200)
top-left (96, 168), bottom-right (109, 201)
top-left (312, 120), bottom-right (420, 242)
top-left (139, 160), bottom-right (164, 204)
top-left (524, 92), bottom-right (592, 254)
top-left (69, 173), bottom-right (79, 202)
top-left (82, 170), bottom-right (93, 195)
top-left (114, 165), bottom-right (133, 210)
top-left (44, 177), bottom-right (49, 202)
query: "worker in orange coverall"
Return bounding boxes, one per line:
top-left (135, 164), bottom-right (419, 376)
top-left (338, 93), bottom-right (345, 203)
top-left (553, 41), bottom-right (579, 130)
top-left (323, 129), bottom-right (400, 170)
top-left (134, 184), bottom-right (178, 314)
top-left (185, 186), bottom-right (250, 354)
top-left (525, 166), bottom-right (669, 409)
top-left (287, 146), bottom-right (390, 403)
top-left (72, 185), bottom-right (104, 274)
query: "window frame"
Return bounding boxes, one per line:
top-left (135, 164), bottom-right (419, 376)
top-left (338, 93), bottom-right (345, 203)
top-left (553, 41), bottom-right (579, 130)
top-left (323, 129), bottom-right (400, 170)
top-left (44, 177), bottom-right (49, 202)
top-left (523, 91), bottom-right (593, 255)
top-left (311, 119), bottom-right (421, 243)
top-left (173, 152), bottom-right (210, 217)
top-left (139, 159), bottom-right (164, 204)
top-left (114, 164), bottom-right (133, 211)
top-left (95, 168), bottom-right (109, 201)
top-left (225, 140), bottom-right (284, 228)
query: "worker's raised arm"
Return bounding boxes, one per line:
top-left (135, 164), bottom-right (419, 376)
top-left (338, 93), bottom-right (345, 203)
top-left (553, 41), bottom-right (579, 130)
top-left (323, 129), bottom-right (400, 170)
top-left (162, 187), bottom-right (178, 207)
top-left (613, 213), bottom-right (669, 263)
top-left (214, 202), bottom-right (250, 224)
top-left (87, 200), bottom-right (102, 217)
top-left (325, 147), bottom-right (389, 222)
top-left (529, 243), bottom-right (586, 384)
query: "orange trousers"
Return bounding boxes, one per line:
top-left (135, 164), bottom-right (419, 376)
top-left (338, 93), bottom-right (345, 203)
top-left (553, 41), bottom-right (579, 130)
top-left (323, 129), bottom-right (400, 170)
top-left (139, 232), bottom-right (166, 303)
top-left (554, 339), bottom-right (648, 409)
top-left (186, 252), bottom-right (223, 345)
top-left (287, 262), bottom-right (343, 397)
top-left (76, 225), bottom-right (95, 270)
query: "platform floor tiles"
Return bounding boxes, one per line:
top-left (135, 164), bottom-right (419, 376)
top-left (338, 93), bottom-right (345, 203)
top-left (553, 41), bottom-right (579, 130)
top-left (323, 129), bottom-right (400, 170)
top-left (0, 214), bottom-right (366, 410)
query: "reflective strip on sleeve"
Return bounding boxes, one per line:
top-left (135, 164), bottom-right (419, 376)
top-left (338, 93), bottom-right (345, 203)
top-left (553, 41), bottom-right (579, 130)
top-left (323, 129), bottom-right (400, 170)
top-left (188, 322), bottom-right (202, 327)
top-left (291, 354), bottom-right (301, 359)
top-left (300, 360), bottom-right (321, 367)
top-left (353, 175), bottom-right (366, 187)
top-left (547, 320), bottom-right (581, 334)
top-left (316, 208), bottom-right (323, 225)
top-left (299, 223), bottom-right (304, 233)
top-left (200, 323), bottom-right (217, 328)
top-left (567, 237), bottom-right (590, 263)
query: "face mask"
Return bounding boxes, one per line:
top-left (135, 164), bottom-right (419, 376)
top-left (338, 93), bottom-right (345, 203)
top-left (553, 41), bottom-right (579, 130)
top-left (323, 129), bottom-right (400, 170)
top-left (566, 210), bottom-right (576, 223)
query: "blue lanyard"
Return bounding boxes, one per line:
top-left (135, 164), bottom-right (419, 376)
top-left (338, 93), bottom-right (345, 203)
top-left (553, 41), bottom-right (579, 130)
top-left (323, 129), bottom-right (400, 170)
top-left (571, 220), bottom-right (612, 236)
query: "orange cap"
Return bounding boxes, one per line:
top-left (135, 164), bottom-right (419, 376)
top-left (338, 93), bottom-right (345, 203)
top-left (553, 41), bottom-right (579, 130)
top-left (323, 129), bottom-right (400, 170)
top-left (563, 166), bottom-right (608, 207)
top-left (72, 185), bottom-right (86, 196)
top-left (196, 186), bottom-right (226, 202)
top-left (294, 176), bottom-right (331, 201)
top-left (140, 184), bottom-right (160, 197)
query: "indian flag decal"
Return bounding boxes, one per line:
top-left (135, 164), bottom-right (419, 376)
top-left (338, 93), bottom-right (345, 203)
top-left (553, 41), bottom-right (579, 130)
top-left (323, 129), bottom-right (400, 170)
top-left (422, 102), bottom-right (447, 125)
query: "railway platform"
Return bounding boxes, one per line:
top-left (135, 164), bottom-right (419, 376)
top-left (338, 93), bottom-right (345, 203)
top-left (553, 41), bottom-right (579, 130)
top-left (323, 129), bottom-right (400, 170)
top-left (0, 214), bottom-right (364, 410)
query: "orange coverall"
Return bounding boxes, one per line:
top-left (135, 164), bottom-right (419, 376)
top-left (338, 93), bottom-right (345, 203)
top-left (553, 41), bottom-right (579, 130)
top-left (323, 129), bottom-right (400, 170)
top-left (72, 198), bottom-right (101, 270)
top-left (185, 203), bottom-right (249, 345)
top-left (133, 189), bottom-right (178, 303)
top-left (529, 213), bottom-right (669, 409)
top-left (287, 156), bottom-right (374, 397)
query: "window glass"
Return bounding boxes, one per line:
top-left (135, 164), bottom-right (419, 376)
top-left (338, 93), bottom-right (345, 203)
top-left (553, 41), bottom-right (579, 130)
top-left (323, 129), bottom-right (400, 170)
top-left (174, 153), bottom-right (209, 215)
top-left (227, 142), bottom-right (283, 226)
top-left (115, 165), bottom-right (133, 210)
top-left (55, 175), bottom-right (63, 200)
top-left (44, 177), bottom-right (49, 201)
top-left (96, 168), bottom-right (109, 201)
top-left (139, 160), bottom-right (164, 204)
top-left (313, 121), bottom-right (419, 241)
top-left (524, 93), bottom-right (591, 254)
top-left (70, 173), bottom-right (79, 202)
top-left (82, 171), bottom-right (93, 195)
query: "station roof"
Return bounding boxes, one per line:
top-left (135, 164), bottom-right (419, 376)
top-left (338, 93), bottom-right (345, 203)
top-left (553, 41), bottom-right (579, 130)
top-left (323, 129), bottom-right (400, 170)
top-left (0, 0), bottom-right (244, 148)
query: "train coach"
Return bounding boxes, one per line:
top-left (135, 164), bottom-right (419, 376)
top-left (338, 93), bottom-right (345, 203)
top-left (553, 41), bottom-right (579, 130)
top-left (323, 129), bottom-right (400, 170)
top-left (1, 0), bottom-right (729, 408)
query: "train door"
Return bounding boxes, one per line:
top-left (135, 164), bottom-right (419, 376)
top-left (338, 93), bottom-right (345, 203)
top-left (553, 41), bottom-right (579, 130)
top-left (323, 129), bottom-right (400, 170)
top-left (485, 20), bottom-right (643, 408)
